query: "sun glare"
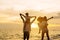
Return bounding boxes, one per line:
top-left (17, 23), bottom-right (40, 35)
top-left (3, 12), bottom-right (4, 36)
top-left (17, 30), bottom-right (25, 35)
top-left (31, 23), bottom-right (38, 28)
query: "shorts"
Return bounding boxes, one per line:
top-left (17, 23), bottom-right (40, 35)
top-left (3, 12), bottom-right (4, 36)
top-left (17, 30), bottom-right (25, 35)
top-left (23, 31), bottom-right (30, 39)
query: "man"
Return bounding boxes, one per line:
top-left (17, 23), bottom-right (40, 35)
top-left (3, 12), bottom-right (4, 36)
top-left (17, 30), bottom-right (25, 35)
top-left (20, 13), bottom-right (36, 40)
top-left (37, 16), bottom-right (53, 40)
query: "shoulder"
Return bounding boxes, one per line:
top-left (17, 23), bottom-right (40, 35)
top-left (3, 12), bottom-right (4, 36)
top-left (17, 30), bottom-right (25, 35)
top-left (42, 21), bottom-right (47, 23)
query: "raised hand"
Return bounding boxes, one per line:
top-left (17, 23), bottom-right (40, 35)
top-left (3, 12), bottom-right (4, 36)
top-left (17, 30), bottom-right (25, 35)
top-left (20, 13), bottom-right (22, 15)
top-left (51, 16), bottom-right (54, 18)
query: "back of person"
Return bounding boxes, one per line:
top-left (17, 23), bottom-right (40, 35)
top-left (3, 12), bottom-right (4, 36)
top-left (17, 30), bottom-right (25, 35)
top-left (24, 16), bottom-right (31, 32)
top-left (24, 22), bottom-right (31, 32)
top-left (20, 13), bottom-right (36, 40)
top-left (41, 21), bottom-right (48, 32)
top-left (42, 21), bottom-right (48, 28)
top-left (38, 21), bottom-right (47, 28)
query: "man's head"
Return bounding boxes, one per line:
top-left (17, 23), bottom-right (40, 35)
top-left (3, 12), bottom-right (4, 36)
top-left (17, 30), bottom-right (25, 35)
top-left (25, 13), bottom-right (29, 16)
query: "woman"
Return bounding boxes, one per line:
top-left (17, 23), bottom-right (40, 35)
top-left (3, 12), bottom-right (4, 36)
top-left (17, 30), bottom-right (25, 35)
top-left (37, 16), bottom-right (53, 40)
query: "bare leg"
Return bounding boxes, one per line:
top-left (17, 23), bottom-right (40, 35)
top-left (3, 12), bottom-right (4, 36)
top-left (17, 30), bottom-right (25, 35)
top-left (41, 32), bottom-right (44, 40)
top-left (46, 31), bottom-right (50, 40)
top-left (27, 32), bottom-right (30, 40)
top-left (24, 32), bottom-right (26, 40)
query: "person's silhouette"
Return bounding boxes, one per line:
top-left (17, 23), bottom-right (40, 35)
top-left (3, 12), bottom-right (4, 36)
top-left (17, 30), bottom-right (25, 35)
top-left (20, 13), bottom-right (36, 40)
top-left (37, 16), bottom-right (53, 40)
top-left (37, 16), bottom-right (43, 34)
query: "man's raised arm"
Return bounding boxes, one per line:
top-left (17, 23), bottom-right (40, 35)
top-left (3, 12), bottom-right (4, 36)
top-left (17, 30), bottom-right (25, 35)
top-left (30, 16), bottom-right (36, 18)
top-left (30, 16), bottom-right (36, 24)
top-left (20, 13), bottom-right (26, 18)
top-left (19, 13), bottom-right (25, 22)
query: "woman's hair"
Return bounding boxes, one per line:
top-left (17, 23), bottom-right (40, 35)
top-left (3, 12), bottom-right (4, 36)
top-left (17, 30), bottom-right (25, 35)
top-left (37, 16), bottom-right (43, 22)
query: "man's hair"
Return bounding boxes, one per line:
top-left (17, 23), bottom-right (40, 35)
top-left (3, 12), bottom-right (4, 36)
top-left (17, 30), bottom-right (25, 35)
top-left (25, 13), bottom-right (29, 16)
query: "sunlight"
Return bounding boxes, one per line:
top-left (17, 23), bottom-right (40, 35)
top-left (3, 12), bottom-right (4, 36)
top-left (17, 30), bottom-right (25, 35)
top-left (48, 24), bottom-right (60, 27)
top-left (7, 16), bottom-right (20, 21)
top-left (31, 23), bottom-right (38, 28)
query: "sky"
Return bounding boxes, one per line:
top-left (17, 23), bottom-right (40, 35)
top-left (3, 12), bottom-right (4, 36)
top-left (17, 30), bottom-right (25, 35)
top-left (0, 0), bottom-right (60, 11)
top-left (0, 0), bottom-right (60, 23)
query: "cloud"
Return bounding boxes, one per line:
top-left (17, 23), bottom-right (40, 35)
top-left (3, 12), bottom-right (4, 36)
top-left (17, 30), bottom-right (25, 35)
top-left (0, 8), bottom-right (20, 16)
top-left (0, 8), bottom-right (21, 23)
top-left (0, 0), bottom-right (60, 11)
top-left (58, 13), bottom-right (60, 16)
top-left (53, 13), bottom-right (60, 19)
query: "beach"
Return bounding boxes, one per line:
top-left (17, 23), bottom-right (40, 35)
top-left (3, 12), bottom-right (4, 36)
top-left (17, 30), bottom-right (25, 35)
top-left (0, 25), bottom-right (60, 40)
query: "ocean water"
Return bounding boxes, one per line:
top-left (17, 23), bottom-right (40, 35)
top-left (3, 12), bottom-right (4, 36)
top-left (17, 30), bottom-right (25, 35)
top-left (0, 26), bottom-right (60, 40)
